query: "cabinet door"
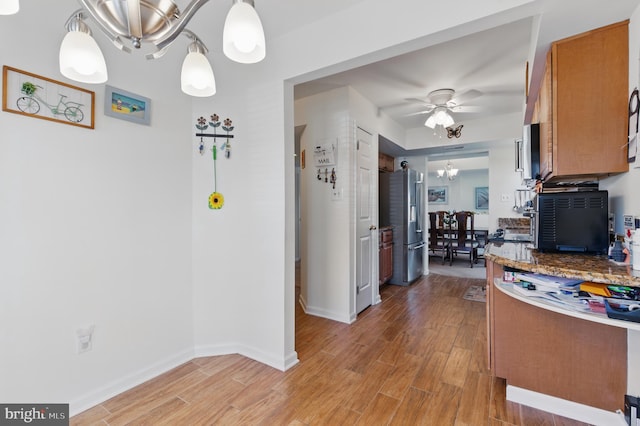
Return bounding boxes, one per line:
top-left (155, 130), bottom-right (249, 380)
top-left (538, 51), bottom-right (553, 180)
top-left (550, 21), bottom-right (629, 179)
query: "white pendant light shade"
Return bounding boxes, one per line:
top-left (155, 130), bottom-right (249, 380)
top-left (223, 0), bottom-right (266, 64)
top-left (425, 114), bottom-right (436, 129)
top-left (425, 107), bottom-right (455, 128)
top-left (181, 51), bottom-right (216, 97)
top-left (59, 31), bottom-right (108, 84)
top-left (0, 0), bottom-right (19, 15)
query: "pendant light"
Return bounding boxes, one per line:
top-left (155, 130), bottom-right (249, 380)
top-left (223, 0), bottom-right (266, 64)
top-left (0, 0), bottom-right (19, 15)
top-left (56, 0), bottom-right (267, 96)
top-left (181, 34), bottom-right (216, 97)
top-left (59, 12), bottom-right (108, 84)
top-left (425, 106), bottom-right (455, 129)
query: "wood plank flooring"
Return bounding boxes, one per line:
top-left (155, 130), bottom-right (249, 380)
top-left (71, 273), bottom-right (592, 425)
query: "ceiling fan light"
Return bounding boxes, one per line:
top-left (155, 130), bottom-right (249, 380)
top-left (425, 115), bottom-right (436, 128)
top-left (181, 49), bottom-right (216, 97)
top-left (223, 0), bottom-right (266, 64)
top-left (59, 24), bottom-right (108, 84)
top-left (0, 0), bottom-right (19, 15)
top-left (442, 112), bottom-right (455, 127)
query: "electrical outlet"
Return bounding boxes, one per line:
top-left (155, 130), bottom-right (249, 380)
top-left (500, 193), bottom-right (511, 202)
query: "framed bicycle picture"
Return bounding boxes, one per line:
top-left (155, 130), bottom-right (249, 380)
top-left (2, 65), bottom-right (95, 129)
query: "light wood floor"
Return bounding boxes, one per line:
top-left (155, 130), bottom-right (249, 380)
top-left (71, 274), bottom-right (591, 425)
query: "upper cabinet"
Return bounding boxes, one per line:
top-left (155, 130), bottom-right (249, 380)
top-left (378, 152), bottom-right (395, 172)
top-left (536, 20), bottom-right (629, 182)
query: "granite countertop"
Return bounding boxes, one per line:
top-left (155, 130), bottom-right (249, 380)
top-left (485, 241), bottom-right (640, 287)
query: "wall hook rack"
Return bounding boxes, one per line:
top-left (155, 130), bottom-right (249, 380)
top-left (195, 114), bottom-right (235, 210)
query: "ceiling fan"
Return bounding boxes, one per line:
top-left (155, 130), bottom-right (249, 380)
top-left (407, 88), bottom-right (482, 128)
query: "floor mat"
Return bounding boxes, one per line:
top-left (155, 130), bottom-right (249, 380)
top-left (463, 285), bottom-right (486, 302)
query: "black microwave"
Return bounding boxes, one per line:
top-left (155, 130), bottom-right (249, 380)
top-left (534, 190), bottom-right (609, 254)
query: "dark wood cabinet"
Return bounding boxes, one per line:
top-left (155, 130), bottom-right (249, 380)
top-left (379, 228), bottom-right (393, 285)
top-left (378, 152), bottom-right (395, 172)
top-left (537, 20), bottom-right (629, 182)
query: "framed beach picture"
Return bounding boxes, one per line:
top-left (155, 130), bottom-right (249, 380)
top-left (2, 65), bottom-right (95, 129)
top-left (475, 187), bottom-right (489, 210)
top-left (104, 85), bottom-right (150, 125)
top-left (427, 186), bottom-right (448, 204)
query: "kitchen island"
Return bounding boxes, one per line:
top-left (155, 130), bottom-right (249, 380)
top-left (484, 241), bottom-right (639, 425)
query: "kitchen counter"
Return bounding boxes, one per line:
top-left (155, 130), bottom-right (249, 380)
top-left (485, 241), bottom-right (640, 287)
top-left (485, 241), bottom-right (633, 422)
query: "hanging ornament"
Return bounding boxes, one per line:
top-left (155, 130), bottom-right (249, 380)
top-left (195, 113), bottom-right (235, 210)
top-left (196, 116), bottom-right (208, 156)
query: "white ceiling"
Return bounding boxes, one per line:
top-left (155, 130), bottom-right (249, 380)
top-left (295, 17), bottom-right (532, 132)
top-left (291, 0), bottom-right (640, 158)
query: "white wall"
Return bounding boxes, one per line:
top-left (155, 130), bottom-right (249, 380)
top-left (294, 88), bottom-right (353, 322)
top-left (0, 0), bottom-right (193, 413)
top-left (426, 170), bottom-right (489, 213)
top-left (293, 87), bottom-right (404, 323)
top-left (402, 144), bottom-right (524, 234)
top-left (488, 142), bottom-right (530, 232)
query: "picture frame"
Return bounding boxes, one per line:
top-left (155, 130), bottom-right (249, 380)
top-left (104, 85), bottom-right (151, 125)
top-left (2, 65), bottom-right (95, 129)
top-left (428, 186), bottom-right (448, 204)
top-left (475, 186), bottom-right (489, 210)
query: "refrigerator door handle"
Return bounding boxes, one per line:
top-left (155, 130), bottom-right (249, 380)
top-left (415, 180), bottom-right (423, 233)
top-left (410, 243), bottom-right (426, 250)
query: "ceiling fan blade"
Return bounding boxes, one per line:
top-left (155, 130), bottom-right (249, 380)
top-left (449, 105), bottom-right (483, 113)
top-left (405, 97), bottom-right (432, 105)
top-left (405, 108), bottom-right (434, 116)
top-left (449, 89), bottom-right (482, 105)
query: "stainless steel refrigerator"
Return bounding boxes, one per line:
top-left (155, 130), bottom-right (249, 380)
top-left (379, 168), bottom-right (425, 286)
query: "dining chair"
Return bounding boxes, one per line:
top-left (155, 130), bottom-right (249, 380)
top-left (449, 211), bottom-right (479, 267)
top-left (428, 211), bottom-right (449, 264)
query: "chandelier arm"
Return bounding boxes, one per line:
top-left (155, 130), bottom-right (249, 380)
top-left (146, 29), bottom-right (208, 60)
top-left (153, 0), bottom-right (211, 52)
top-left (77, 0), bottom-right (130, 46)
top-left (68, 6), bottom-right (132, 53)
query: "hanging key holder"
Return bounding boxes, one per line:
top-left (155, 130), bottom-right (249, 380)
top-left (195, 114), bottom-right (235, 209)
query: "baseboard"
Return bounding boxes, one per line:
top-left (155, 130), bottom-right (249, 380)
top-left (506, 385), bottom-right (627, 426)
top-left (194, 343), bottom-right (298, 372)
top-left (70, 343), bottom-right (298, 418)
top-left (69, 348), bottom-right (195, 417)
top-left (298, 296), bottom-right (352, 324)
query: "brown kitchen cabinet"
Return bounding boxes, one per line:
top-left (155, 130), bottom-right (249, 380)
top-left (379, 227), bottom-right (393, 285)
top-left (536, 20), bottom-right (629, 182)
top-left (486, 259), bottom-right (626, 412)
top-left (378, 152), bottom-right (395, 172)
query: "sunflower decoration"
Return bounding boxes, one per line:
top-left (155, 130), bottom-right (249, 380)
top-left (208, 192), bottom-right (224, 209)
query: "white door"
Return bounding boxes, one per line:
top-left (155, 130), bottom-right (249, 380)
top-left (356, 127), bottom-right (375, 314)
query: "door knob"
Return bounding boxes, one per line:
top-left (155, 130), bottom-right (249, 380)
top-left (369, 225), bottom-right (377, 230)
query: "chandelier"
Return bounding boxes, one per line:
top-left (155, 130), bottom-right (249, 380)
top-left (437, 160), bottom-right (458, 181)
top-left (424, 106), bottom-right (455, 129)
top-left (51, 0), bottom-right (266, 97)
top-left (0, 0), bottom-right (19, 15)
